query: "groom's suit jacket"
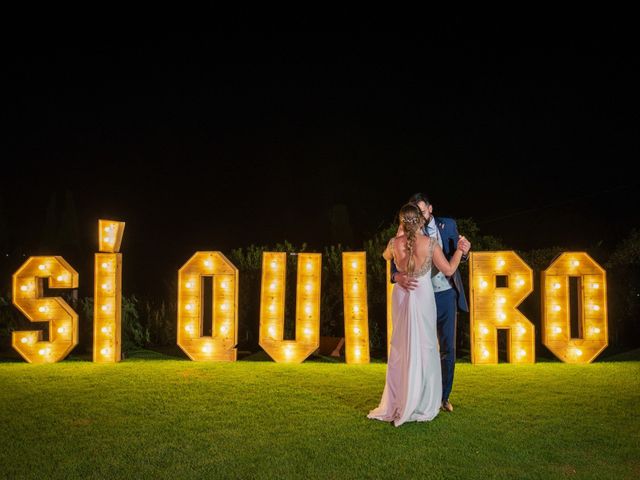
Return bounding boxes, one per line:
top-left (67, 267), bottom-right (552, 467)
top-left (433, 216), bottom-right (469, 313)
top-left (391, 215), bottom-right (469, 313)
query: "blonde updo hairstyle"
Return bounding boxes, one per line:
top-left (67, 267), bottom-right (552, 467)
top-left (398, 203), bottom-right (426, 274)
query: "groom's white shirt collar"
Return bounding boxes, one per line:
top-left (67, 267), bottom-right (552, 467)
top-left (427, 217), bottom-right (437, 235)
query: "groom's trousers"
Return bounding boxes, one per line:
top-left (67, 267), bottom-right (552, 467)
top-left (435, 288), bottom-right (457, 402)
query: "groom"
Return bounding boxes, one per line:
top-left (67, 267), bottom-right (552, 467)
top-left (391, 193), bottom-right (470, 412)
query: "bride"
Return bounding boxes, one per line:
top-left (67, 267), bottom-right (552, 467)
top-left (368, 203), bottom-right (466, 427)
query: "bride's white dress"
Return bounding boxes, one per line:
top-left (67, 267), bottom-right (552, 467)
top-left (368, 237), bottom-right (442, 427)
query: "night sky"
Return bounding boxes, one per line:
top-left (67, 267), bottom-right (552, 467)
top-left (3, 33), bottom-right (639, 295)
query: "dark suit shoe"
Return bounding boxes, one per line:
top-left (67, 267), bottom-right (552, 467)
top-left (441, 400), bottom-right (453, 412)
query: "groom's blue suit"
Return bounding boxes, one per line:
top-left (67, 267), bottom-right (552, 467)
top-left (391, 216), bottom-right (468, 403)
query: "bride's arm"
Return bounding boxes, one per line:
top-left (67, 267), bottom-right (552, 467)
top-left (382, 239), bottom-right (393, 261)
top-left (432, 240), bottom-right (464, 276)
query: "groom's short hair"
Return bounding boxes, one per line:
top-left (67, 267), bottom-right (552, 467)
top-left (408, 193), bottom-right (430, 206)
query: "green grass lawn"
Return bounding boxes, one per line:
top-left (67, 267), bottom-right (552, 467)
top-left (1, 350), bottom-right (638, 480)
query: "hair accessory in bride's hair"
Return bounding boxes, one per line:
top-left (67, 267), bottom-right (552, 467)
top-left (402, 215), bottom-right (421, 226)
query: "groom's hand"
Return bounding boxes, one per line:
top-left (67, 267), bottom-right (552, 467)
top-left (395, 272), bottom-right (418, 291)
top-left (458, 236), bottom-right (471, 255)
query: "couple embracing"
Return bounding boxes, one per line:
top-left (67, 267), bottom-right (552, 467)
top-left (368, 193), bottom-right (471, 427)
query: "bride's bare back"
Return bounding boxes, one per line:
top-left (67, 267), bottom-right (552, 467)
top-left (384, 232), bottom-right (461, 277)
top-left (385, 233), bottom-right (432, 273)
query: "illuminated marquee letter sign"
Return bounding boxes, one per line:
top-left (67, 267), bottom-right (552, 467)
top-left (259, 252), bottom-right (321, 363)
top-left (177, 252), bottom-right (239, 361)
top-left (385, 260), bottom-right (394, 358)
top-left (342, 252), bottom-right (369, 364)
top-left (469, 252), bottom-right (535, 364)
top-left (542, 252), bottom-right (608, 364)
top-left (12, 257), bottom-right (79, 363)
top-left (93, 219), bottom-right (125, 363)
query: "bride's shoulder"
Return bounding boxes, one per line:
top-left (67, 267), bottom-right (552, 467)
top-left (415, 233), bottom-right (429, 244)
top-left (415, 234), bottom-right (432, 250)
top-left (392, 234), bottom-right (406, 243)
